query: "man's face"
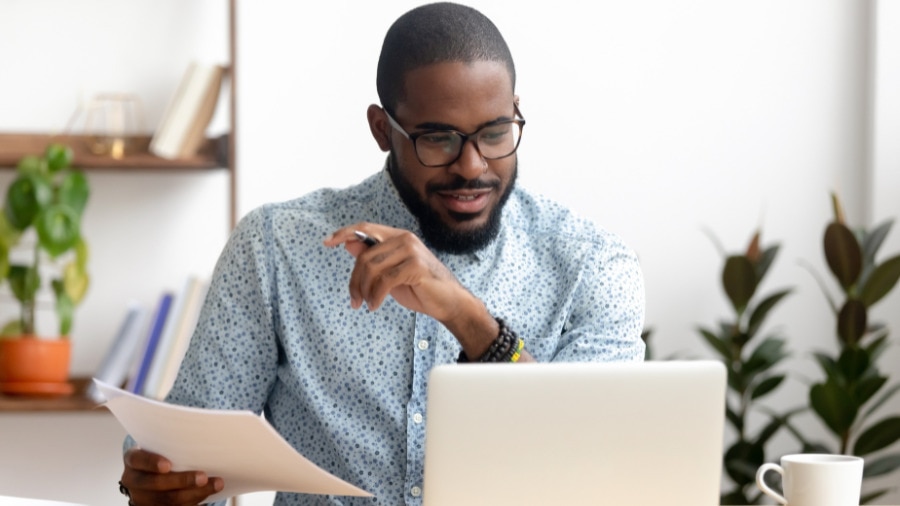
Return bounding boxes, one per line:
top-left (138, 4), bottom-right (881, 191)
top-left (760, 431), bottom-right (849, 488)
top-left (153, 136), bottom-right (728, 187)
top-left (373, 61), bottom-right (519, 254)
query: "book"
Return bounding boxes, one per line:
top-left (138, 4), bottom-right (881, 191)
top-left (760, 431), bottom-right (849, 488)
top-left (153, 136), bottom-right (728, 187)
top-left (126, 292), bottom-right (174, 395)
top-left (86, 301), bottom-right (148, 402)
top-left (143, 275), bottom-right (208, 400)
top-left (149, 62), bottom-right (225, 159)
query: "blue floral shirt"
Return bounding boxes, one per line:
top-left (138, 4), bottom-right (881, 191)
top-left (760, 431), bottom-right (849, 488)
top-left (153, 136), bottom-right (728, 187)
top-left (166, 169), bottom-right (645, 505)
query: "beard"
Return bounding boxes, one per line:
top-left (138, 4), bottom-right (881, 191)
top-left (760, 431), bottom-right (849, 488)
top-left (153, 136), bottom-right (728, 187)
top-left (387, 150), bottom-right (517, 255)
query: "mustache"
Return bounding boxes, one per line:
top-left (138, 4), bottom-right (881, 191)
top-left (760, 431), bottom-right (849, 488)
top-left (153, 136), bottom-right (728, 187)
top-left (426, 177), bottom-right (500, 193)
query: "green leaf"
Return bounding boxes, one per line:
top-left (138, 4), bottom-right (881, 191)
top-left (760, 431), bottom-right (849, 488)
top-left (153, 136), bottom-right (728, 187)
top-left (863, 383), bottom-right (900, 420)
top-left (55, 289), bottom-right (74, 336)
top-left (56, 170), bottom-right (90, 215)
top-left (853, 416), bottom-right (900, 456)
top-left (854, 375), bottom-right (887, 411)
top-left (837, 299), bottom-right (867, 346)
top-left (824, 222), bottom-right (862, 290)
top-left (724, 441), bottom-right (764, 483)
top-left (813, 352), bottom-right (839, 378)
top-left (746, 289), bottom-right (792, 338)
top-left (837, 346), bottom-right (870, 382)
top-left (44, 143), bottom-right (73, 173)
top-left (4, 174), bottom-right (52, 230)
top-left (35, 204), bottom-right (80, 257)
top-left (744, 337), bottom-right (788, 376)
top-left (810, 380), bottom-right (857, 435)
top-left (723, 255), bottom-right (756, 313)
top-left (755, 244), bottom-right (779, 283)
top-left (863, 453), bottom-right (900, 478)
top-left (859, 255), bottom-right (900, 308)
top-left (16, 154), bottom-right (44, 176)
top-left (751, 374), bottom-right (786, 401)
top-left (861, 219), bottom-right (893, 265)
top-left (754, 413), bottom-right (785, 445)
top-left (861, 490), bottom-right (890, 505)
top-left (8, 265), bottom-right (40, 304)
top-left (698, 326), bottom-right (732, 361)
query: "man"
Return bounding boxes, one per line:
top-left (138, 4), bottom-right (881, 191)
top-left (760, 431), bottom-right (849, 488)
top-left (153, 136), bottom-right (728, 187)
top-left (119, 2), bottom-right (645, 505)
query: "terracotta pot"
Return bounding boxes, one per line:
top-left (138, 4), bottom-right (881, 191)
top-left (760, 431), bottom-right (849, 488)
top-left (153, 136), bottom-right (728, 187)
top-left (0, 337), bottom-right (71, 387)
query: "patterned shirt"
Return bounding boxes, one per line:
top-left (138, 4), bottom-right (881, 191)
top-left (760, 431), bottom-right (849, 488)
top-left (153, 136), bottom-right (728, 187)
top-left (166, 169), bottom-right (645, 506)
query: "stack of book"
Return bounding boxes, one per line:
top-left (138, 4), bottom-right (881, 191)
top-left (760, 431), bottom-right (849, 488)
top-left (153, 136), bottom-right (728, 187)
top-left (149, 61), bottom-right (226, 160)
top-left (88, 275), bottom-right (209, 401)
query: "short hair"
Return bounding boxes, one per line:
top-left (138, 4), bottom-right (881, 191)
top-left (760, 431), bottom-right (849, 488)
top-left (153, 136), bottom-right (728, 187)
top-left (376, 2), bottom-right (516, 114)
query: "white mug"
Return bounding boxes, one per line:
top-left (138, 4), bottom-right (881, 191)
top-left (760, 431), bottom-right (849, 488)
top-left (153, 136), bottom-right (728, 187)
top-left (756, 453), bottom-right (863, 506)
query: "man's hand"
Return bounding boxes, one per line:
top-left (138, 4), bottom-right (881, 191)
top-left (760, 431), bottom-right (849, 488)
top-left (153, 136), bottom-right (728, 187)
top-left (121, 448), bottom-right (224, 506)
top-left (324, 223), bottom-right (469, 321)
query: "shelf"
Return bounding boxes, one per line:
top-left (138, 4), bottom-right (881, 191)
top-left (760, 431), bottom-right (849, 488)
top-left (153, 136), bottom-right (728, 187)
top-left (0, 377), bottom-right (107, 413)
top-left (0, 132), bottom-right (228, 171)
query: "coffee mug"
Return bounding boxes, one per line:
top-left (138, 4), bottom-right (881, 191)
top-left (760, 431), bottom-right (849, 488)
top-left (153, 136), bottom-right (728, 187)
top-left (756, 453), bottom-right (863, 506)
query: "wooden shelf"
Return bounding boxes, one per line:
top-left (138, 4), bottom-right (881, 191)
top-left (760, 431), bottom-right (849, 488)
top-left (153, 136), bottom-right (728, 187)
top-left (0, 377), bottom-right (107, 413)
top-left (0, 132), bottom-right (227, 171)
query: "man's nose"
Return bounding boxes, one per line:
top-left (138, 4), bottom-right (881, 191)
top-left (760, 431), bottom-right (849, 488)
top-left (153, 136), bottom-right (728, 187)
top-left (447, 139), bottom-right (485, 180)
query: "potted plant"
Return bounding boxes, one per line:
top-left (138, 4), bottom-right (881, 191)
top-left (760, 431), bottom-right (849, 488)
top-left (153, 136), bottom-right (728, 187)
top-left (697, 228), bottom-right (795, 504)
top-left (0, 143), bottom-right (90, 396)
top-left (794, 193), bottom-right (900, 503)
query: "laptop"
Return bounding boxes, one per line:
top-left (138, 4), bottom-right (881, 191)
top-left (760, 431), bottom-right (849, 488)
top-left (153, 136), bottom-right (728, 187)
top-left (422, 360), bottom-right (726, 506)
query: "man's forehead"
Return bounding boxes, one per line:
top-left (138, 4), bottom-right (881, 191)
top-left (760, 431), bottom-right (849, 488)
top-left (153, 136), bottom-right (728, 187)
top-left (395, 61), bottom-right (514, 125)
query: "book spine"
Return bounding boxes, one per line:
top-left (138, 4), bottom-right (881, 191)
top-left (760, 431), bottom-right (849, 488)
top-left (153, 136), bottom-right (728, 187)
top-left (128, 292), bottom-right (174, 395)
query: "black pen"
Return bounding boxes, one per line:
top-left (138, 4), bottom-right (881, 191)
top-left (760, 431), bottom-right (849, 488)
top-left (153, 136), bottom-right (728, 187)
top-left (353, 230), bottom-right (379, 247)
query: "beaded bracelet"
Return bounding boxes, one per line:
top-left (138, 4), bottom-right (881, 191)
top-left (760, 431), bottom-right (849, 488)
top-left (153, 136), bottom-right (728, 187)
top-left (457, 317), bottom-right (524, 363)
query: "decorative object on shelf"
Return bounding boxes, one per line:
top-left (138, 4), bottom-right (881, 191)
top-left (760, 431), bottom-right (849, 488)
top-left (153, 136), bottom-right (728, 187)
top-left (697, 228), bottom-right (795, 505)
top-left (82, 93), bottom-right (146, 160)
top-left (794, 193), bottom-right (900, 504)
top-left (0, 143), bottom-right (90, 397)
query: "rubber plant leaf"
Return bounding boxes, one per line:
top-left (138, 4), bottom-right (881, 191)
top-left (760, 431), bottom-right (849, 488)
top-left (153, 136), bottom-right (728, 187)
top-left (837, 346), bottom-right (871, 383)
top-left (810, 379), bottom-right (857, 435)
top-left (861, 219), bottom-right (893, 265)
top-left (859, 255), bottom-right (900, 308)
top-left (747, 289), bottom-right (792, 338)
top-left (837, 299), bottom-right (867, 346)
top-left (755, 245), bottom-right (779, 283)
top-left (863, 453), bottom-right (900, 478)
top-left (723, 255), bottom-right (756, 313)
top-left (751, 374), bottom-right (786, 401)
top-left (853, 416), bottom-right (900, 456)
top-left (824, 222), bottom-right (862, 291)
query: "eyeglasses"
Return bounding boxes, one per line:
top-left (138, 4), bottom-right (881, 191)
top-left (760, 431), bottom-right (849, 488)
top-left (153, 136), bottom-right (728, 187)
top-left (383, 104), bottom-right (525, 167)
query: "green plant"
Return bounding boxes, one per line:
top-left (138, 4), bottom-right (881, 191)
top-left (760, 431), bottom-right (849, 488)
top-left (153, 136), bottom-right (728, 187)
top-left (0, 143), bottom-right (90, 338)
top-left (698, 229), bottom-right (794, 505)
top-left (796, 193), bottom-right (900, 503)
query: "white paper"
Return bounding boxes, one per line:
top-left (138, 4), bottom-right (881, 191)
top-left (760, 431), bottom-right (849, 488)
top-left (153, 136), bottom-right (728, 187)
top-left (93, 379), bottom-right (372, 502)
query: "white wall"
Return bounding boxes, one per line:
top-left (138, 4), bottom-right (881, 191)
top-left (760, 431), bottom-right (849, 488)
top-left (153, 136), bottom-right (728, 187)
top-left (1, 0), bottom-right (899, 505)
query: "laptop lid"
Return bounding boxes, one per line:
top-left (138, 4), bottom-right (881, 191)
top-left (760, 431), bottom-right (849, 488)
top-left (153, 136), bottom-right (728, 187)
top-left (422, 360), bottom-right (726, 506)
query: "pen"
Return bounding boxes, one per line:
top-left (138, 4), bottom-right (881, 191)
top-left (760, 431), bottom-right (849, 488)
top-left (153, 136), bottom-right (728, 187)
top-left (354, 230), bottom-right (379, 247)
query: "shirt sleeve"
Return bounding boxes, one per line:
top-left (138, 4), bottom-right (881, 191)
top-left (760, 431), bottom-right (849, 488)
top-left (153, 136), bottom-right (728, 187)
top-left (165, 206), bottom-right (281, 413)
top-left (551, 234), bottom-right (646, 363)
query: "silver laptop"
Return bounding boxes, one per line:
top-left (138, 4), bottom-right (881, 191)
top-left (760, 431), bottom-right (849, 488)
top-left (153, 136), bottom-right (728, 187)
top-left (422, 360), bottom-right (726, 506)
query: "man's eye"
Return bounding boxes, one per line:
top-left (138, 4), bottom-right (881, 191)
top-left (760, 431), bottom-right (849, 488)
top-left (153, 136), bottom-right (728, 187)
top-left (419, 133), bottom-right (456, 145)
top-left (479, 126), bottom-right (510, 144)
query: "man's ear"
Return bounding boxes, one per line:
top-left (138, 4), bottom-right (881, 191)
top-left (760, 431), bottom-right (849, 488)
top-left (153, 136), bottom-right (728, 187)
top-left (367, 104), bottom-right (392, 152)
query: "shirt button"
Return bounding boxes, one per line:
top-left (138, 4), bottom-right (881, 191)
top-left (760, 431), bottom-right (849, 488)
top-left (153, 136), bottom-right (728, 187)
top-left (417, 340), bottom-right (429, 351)
top-left (411, 486), bottom-right (422, 497)
top-left (413, 412), bottom-right (423, 424)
